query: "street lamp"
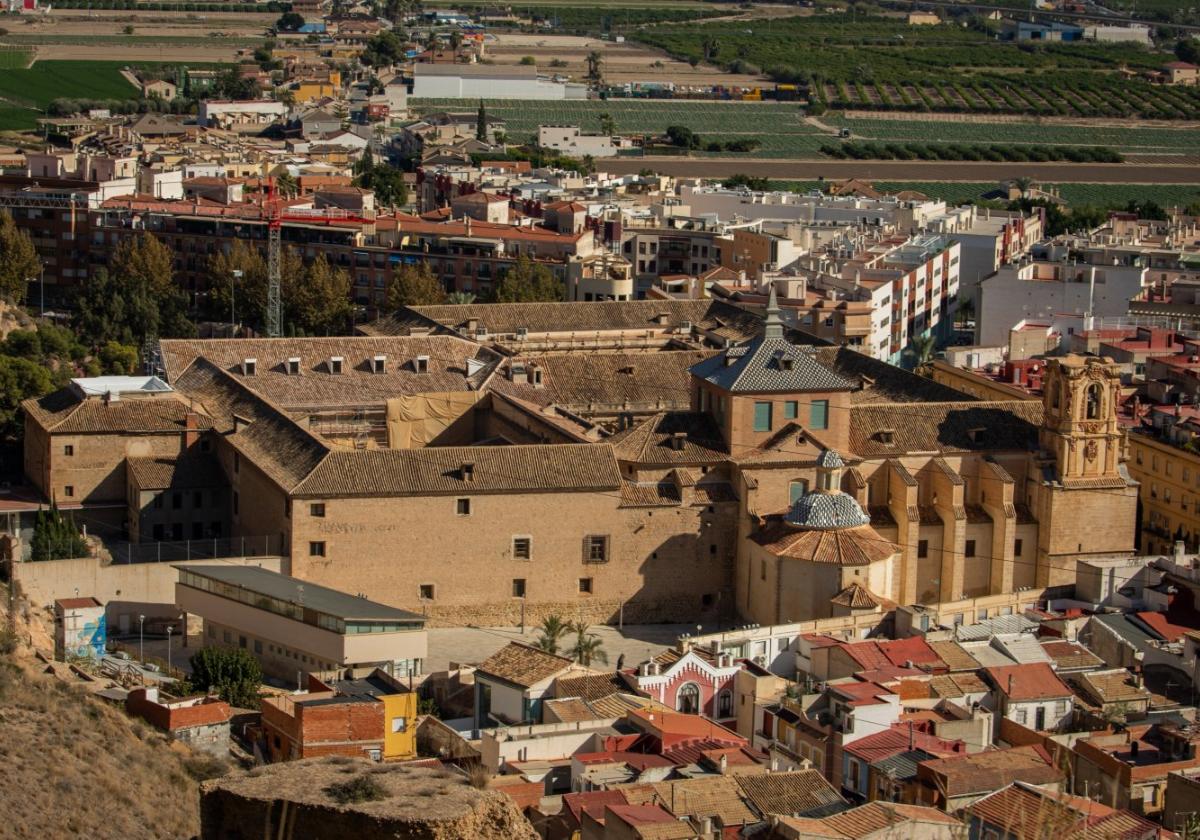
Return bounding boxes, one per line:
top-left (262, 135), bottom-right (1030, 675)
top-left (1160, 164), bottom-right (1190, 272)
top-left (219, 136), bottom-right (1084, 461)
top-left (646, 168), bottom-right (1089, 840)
top-left (166, 624), bottom-right (174, 673)
top-left (230, 269), bottom-right (243, 336)
top-left (138, 614), bottom-right (145, 664)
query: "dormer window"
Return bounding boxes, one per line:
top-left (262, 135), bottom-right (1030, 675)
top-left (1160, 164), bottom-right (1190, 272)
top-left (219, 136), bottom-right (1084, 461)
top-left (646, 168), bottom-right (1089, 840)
top-left (874, 428), bottom-right (895, 445)
top-left (372, 354), bottom-right (386, 374)
top-left (461, 462), bottom-right (475, 482)
top-left (287, 357), bottom-right (301, 375)
top-left (780, 357), bottom-right (794, 371)
top-left (516, 327), bottom-right (529, 339)
top-left (329, 356), bottom-right (343, 375)
top-left (669, 432), bottom-right (687, 451)
top-left (531, 367), bottom-right (544, 388)
top-left (967, 427), bottom-right (986, 444)
top-left (242, 358), bottom-right (257, 376)
top-left (415, 355), bottom-right (429, 374)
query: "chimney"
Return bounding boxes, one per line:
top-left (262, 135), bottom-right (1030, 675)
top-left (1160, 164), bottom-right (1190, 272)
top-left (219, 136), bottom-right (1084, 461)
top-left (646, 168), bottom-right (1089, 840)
top-left (461, 462), bottom-right (475, 482)
top-left (183, 411), bottom-right (200, 450)
top-left (719, 754), bottom-right (728, 774)
top-left (1130, 740), bottom-right (1140, 762)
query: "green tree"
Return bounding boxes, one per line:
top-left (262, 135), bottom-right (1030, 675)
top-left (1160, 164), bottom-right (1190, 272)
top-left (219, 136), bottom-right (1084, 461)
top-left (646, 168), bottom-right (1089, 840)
top-left (30, 501), bottom-right (87, 561)
top-left (291, 254), bottom-right (351, 335)
top-left (205, 239), bottom-right (268, 328)
top-left (355, 162), bottom-right (408, 208)
top-left (904, 333), bottom-right (937, 368)
top-left (0, 211), bottom-right (39, 303)
top-left (585, 50), bottom-right (603, 85)
top-left (275, 10), bottom-right (303, 30)
top-left (274, 171), bottom-right (298, 198)
top-left (445, 291), bottom-right (476, 305)
top-left (386, 262), bottom-right (445, 310)
top-left (568, 622), bottom-right (607, 667)
top-left (104, 232), bottom-right (194, 341)
top-left (598, 112), bottom-right (615, 136)
top-left (476, 99), bottom-right (487, 142)
top-left (188, 646), bottom-right (263, 709)
top-left (532, 614), bottom-right (570, 656)
top-left (0, 354), bottom-right (55, 441)
top-left (490, 255), bottom-right (562, 303)
top-left (1176, 38), bottom-right (1200, 65)
top-left (98, 341), bottom-right (139, 375)
top-left (361, 29), bottom-right (404, 67)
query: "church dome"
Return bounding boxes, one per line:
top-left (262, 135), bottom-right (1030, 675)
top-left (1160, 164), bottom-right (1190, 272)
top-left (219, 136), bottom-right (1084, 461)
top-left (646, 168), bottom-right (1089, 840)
top-left (785, 491), bottom-right (870, 530)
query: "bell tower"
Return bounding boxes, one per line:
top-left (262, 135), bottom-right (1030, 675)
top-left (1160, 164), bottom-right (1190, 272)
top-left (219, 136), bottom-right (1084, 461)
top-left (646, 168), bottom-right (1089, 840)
top-left (1039, 354), bottom-right (1123, 484)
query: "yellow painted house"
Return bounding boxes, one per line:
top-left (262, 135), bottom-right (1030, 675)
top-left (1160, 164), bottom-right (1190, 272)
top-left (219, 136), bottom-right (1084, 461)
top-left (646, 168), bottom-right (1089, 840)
top-left (382, 689), bottom-right (418, 760)
top-left (292, 71), bottom-right (341, 103)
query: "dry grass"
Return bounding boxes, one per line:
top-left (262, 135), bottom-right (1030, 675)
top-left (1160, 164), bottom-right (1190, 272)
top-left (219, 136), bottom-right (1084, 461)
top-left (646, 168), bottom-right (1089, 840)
top-left (0, 599), bottom-right (206, 840)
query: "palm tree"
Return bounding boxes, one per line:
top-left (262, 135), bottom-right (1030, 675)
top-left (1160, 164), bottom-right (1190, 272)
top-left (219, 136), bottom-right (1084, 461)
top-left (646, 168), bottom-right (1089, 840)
top-left (533, 614), bottom-right (569, 655)
top-left (904, 333), bottom-right (937, 369)
top-left (445, 291), bottom-right (476, 304)
top-left (1013, 175), bottom-right (1035, 198)
top-left (701, 37), bottom-right (720, 62)
top-left (598, 112), bottom-right (615, 137)
top-left (568, 622), bottom-right (608, 667)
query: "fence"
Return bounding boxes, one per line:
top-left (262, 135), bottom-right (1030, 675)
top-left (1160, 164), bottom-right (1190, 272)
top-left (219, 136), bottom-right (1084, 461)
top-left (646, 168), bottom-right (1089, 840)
top-left (108, 535), bottom-right (282, 565)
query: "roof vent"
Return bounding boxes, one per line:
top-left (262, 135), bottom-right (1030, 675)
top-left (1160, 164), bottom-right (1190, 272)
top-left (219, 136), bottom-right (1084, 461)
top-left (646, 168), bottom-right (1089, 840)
top-left (372, 354), bottom-right (387, 373)
top-left (242, 358), bottom-right (257, 376)
top-left (414, 355), bottom-right (430, 374)
top-left (516, 327), bottom-right (529, 339)
top-left (681, 320), bottom-right (693, 332)
top-left (287, 357), bottom-right (301, 375)
top-left (618, 365), bottom-right (635, 375)
top-left (654, 312), bottom-right (670, 325)
top-left (461, 462), bottom-right (475, 482)
top-left (329, 356), bottom-right (344, 374)
top-left (475, 326), bottom-right (488, 338)
top-left (875, 428), bottom-right (895, 444)
top-left (669, 432), bottom-right (687, 451)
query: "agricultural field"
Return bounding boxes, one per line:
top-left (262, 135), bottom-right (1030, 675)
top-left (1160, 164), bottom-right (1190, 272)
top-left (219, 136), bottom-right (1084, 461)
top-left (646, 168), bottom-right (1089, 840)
top-left (826, 116), bottom-right (1200, 156)
top-left (414, 98), bottom-right (831, 156)
top-left (0, 60), bottom-right (160, 130)
top-left (635, 14), bottom-right (1200, 120)
top-left (413, 99), bottom-right (1200, 159)
top-left (771, 181), bottom-right (1200, 209)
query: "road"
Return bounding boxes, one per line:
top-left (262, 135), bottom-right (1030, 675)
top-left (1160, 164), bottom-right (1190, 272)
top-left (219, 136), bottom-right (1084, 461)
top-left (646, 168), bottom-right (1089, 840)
top-left (599, 157), bottom-right (1200, 184)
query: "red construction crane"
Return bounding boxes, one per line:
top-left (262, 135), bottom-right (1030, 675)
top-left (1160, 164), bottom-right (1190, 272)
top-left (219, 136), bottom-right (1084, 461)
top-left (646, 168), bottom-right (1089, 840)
top-left (259, 177), bottom-right (375, 337)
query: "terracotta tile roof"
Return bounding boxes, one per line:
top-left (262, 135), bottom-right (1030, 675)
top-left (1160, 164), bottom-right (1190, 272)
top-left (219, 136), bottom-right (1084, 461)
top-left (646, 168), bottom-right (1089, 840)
top-left (780, 802), bottom-right (961, 838)
top-left (173, 359), bottom-right (329, 492)
top-left (607, 411), bottom-right (729, 466)
top-left (920, 746), bottom-right (1063, 796)
top-left (733, 769), bottom-right (846, 818)
top-left (927, 673), bottom-right (988, 698)
top-left (966, 783), bottom-right (1164, 840)
top-left (843, 727), bottom-right (963, 763)
top-left (126, 455), bottom-right (226, 491)
top-left (1134, 611), bottom-right (1191, 643)
top-left (1040, 640), bottom-right (1104, 671)
top-left (620, 777), bottom-right (757, 826)
top-left (1072, 669), bottom-right (1151, 706)
top-left (477, 642), bottom-right (574, 688)
top-left (290, 443), bottom-right (622, 498)
top-left (23, 389), bottom-right (203, 435)
top-left (554, 672), bottom-right (635, 703)
top-left (563, 790), bottom-right (629, 825)
top-left (813, 346), bottom-right (971, 405)
top-left (877, 636), bottom-right (945, 671)
top-left (927, 640), bottom-right (983, 672)
top-left (850, 401), bottom-right (1042, 457)
top-left (751, 520), bottom-right (897, 566)
top-left (542, 697), bottom-right (593, 723)
top-left (618, 481), bottom-right (682, 508)
top-left (830, 582), bottom-right (881, 609)
top-left (496, 354), bottom-right (715, 416)
top-left (985, 662), bottom-right (1073, 702)
top-left (587, 693), bottom-right (669, 720)
top-left (691, 337), bottom-right (857, 394)
top-left (160, 336), bottom-right (500, 409)
top-left (366, 299), bottom-right (739, 337)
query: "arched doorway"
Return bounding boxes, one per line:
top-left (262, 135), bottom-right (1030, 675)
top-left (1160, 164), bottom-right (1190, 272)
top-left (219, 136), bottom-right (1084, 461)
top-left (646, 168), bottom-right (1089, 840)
top-left (677, 682), bottom-right (701, 715)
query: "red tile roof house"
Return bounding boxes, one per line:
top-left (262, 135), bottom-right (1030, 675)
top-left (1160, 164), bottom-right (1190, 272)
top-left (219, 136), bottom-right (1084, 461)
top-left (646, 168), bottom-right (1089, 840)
top-left (982, 662), bottom-right (1075, 733)
top-left (125, 686), bottom-right (232, 757)
top-left (967, 781), bottom-right (1177, 840)
top-left (1073, 722), bottom-right (1200, 820)
top-left (841, 725), bottom-right (965, 802)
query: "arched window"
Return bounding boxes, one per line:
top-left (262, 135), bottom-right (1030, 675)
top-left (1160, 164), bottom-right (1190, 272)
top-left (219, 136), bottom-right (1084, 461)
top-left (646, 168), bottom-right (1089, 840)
top-left (1086, 383), bottom-right (1102, 420)
top-left (717, 689), bottom-right (733, 719)
top-left (677, 682), bottom-right (701, 715)
top-left (789, 480), bottom-right (808, 505)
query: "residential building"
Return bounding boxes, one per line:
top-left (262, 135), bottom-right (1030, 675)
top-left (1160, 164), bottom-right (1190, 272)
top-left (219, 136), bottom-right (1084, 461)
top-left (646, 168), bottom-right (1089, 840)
top-left (1073, 722), bottom-right (1200, 817)
top-left (125, 686), bottom-right (232, 756)
top-left (175, 564), bottom-right (427, 682)
top-left (260, 669), bottom-right (417, 761)
top-left (475, 642), bottom-right (582, 728)
top-left (966, 782), bottom-right (1167, 840)
top-left (773, 802), bottom-right (962, 840)
top-left (627, 644), bottom-right (742, 724)
top-left (914, 745), bottom-right (1064, 813)
top-left (981, 662), bottom-right (1074, 732)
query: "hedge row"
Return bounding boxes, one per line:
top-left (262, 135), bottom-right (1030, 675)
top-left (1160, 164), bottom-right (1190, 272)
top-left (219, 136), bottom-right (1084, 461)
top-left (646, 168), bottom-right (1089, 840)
top-left (819, 141), bottom-right (1123, 163)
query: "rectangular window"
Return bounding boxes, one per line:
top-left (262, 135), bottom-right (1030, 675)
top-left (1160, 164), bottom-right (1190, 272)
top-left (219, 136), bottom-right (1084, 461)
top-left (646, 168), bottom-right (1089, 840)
top-left (579, 577), bottom-right (593, 594)
top-left (193, 490), bottom-right (203, 508)
top-left (965, 540), bottom-right (976, 558)
top-left (784, 401), bottom-right (798, 420)
top-left (512, 578), bottom-right (526, 598)
top-left (233, 491), bottom-right (239, 515)
top-left (419, 584), bottom-right (435, 600)
top-left (456, 498), bottom-right (471, 516)
top-left (172, 492), bottom-right (182, 510)
top-left (309, 541), bottom-right (326, 557)
top-left (810, 400), bottom-right (829, 430)
top-left (63, 485), bottom-right (74, 498)
top-left (391, 716), bottom-right (407, 733)
top-left (1014, 538), bottom-right (1023, 557)
top-left (754, 401), bottom-right (772, 432)
top-left (917, 539), bottom-right (929, 559)
top-left (513, 536), bottom-right (531, 560)
top-left (63, 444), bottom-right (74, 456)
top-left (254, 639), bottom-right (263, 654)
top-left (585, 535), bottom-right (609, 563)
top-left (789, 480), bottom-right (807, 504)
top-left (310, 503), bottom-right (326, 517)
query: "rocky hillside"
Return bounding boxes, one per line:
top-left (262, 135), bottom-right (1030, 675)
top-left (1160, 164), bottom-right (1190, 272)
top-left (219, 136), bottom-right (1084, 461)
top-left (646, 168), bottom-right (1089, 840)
top-left (201, 758), bottom-right (539, 840)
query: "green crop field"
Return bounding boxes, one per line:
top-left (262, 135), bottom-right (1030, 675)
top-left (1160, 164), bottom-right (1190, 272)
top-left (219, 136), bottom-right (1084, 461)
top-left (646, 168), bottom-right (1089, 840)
top-left (825, 117), bottom-right (1200, 155)
top-left (771, 181), bottom-right (1200, 209)
top-left (414, 98), bottom-right (832, 157)
top-left (413, 99), bottom-right (1200, 158)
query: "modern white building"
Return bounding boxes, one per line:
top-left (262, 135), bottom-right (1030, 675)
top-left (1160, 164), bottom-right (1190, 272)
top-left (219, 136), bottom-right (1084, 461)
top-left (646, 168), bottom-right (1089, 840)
top-left (977, 259), bottom-right (1148, 346)
top-left (537, 125), bottom-right (630, 158)
top-left (412, 64), bottom-right (586, 100)
top-left (196, 100), bottom-right (289, 130)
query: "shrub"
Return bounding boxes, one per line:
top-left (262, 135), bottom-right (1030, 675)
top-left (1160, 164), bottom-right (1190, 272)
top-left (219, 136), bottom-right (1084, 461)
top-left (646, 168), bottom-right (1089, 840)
top-left (326, 774), bottom-right (388, 805)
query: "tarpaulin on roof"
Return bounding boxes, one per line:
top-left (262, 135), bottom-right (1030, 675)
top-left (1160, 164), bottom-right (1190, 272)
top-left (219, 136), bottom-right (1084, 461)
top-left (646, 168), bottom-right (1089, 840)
top-left (386, 391), bottom-right (479, 449)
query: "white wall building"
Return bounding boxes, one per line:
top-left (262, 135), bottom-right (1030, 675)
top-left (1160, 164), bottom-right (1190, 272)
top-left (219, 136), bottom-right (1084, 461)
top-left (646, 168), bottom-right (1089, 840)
top-left (977, 260), bottom-right (1148, 346)
top-left (412, 65), bottom-right (586, 100)
top-left (197, 100), bottom-right (289, 129)
top-left (537, 125), bottom-right (625, 158)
